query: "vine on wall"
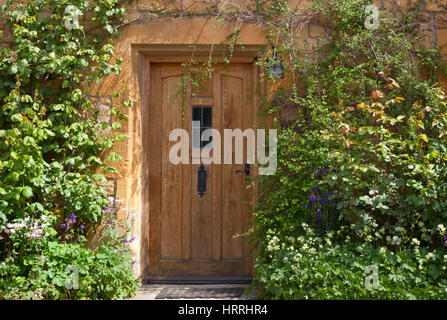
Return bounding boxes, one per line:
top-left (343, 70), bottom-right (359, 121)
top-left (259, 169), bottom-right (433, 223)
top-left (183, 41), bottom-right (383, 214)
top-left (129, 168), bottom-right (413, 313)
top-left (0, 0), bottom-right (139, 299)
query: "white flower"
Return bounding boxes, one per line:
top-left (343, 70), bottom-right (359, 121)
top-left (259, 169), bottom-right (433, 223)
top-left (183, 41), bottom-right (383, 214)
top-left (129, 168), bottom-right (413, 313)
top-left (437, 224), bottom-right (446, 233)
top-left (389, 235), bottom-right (401, 246)
top-left (411, 238), bottom-right (420, 246)
top-left (294, 253), bottom-right (302, 261)
top-left (444, 255), bottom-right (447, 262)
top-left (426, 252), bottom-right (435, 260)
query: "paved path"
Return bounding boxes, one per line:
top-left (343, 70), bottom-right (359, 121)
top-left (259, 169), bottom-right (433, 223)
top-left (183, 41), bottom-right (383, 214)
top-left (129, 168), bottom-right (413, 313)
top-left (128, 284), bottom-right (259, 300)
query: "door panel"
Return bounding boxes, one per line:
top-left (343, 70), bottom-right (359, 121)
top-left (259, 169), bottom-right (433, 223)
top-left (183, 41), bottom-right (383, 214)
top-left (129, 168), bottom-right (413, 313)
top-left (148, 62), bottom-right (255, 279)
top-left (161, 73), bottom-right (184, 261)
top-left (222, 73), bottom-right (245, 261)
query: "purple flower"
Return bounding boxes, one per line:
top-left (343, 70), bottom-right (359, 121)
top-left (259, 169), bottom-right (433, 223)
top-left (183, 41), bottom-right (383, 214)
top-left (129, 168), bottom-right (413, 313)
top-left (317, 208), bottom-right (321, 213)
top-left (102, 206), bottom-right (115, 213)
top-left (309, 194), bottom-right (316, 201)
top-left (315, 170), bottom-right (320, 174)
top-left (303, 204), bottom-right (307, 208)
top-left (131, 260), bottom-right (136, 265)
top-left (316, 230), bottom-right (320, 234)
top-left (443, 235), bottom-right (447, 240)
top-left (80, 225), bottom-right (86, 229)
top-left (323, 211), bottom-right (327, 215)
top-left (326, 226), bottom-right (330, 231)
top-left (61, 223), bottom-right (67, 229)
top-left (68, 213), bottom-right (77, 223)
top-left (321, 167), bottom-right (327, 174)
top-left (124, 236), bottom-right (136, 243)
top-left (331, 215), bottom-right (336, 220)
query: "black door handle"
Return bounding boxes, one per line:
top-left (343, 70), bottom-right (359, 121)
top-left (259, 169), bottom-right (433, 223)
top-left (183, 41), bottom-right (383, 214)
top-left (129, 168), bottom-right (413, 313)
top-left (197, 164), bottom-right (206, 198)
top-left (235, 163), bottom-right (250, 180)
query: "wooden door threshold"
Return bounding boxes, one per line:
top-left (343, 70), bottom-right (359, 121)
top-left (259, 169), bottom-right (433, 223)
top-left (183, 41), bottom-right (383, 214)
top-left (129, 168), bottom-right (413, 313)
top-left (144, 276), bottom-right (252, 284)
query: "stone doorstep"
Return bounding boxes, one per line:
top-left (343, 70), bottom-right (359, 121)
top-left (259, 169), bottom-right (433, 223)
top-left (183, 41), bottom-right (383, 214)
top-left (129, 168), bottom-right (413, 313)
top-left (127, 284), bottom-right (259, 300)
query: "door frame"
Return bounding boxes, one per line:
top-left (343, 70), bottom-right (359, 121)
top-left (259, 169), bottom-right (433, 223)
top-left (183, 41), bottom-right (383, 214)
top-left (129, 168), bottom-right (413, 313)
top-left (134, 44), bottom-right (265, 283)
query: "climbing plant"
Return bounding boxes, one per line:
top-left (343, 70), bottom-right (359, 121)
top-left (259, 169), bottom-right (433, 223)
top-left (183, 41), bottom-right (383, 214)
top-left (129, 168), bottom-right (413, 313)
top-left (246, 0), bottom-right (447, 299)
top-left (0, 0), bottom-right (139, 299)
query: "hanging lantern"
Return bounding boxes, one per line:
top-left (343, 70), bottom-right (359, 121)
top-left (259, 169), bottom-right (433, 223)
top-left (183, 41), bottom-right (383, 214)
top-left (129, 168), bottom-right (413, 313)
top-left (267, 47), bottom-right (284, 79)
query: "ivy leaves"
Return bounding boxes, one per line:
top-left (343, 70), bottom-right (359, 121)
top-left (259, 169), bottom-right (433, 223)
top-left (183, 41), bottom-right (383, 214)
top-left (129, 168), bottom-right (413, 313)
top-left (0, 0), bottom-right (129, 243)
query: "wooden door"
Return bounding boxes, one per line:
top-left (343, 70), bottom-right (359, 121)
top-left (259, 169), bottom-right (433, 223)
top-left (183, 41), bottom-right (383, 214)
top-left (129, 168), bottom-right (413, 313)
top-left (147, 62), bottom-right (255, 281)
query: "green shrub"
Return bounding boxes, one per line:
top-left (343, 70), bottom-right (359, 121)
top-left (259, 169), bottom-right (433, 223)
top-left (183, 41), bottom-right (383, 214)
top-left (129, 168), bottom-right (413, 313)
top-left (0, 0), bottom-right (139, 299)
top-left (250, 0), bottom-right (447, 299)
top-left (0, 240), bottom-right (140, 300)
top-left (254, 227), bottom-right (447, 299)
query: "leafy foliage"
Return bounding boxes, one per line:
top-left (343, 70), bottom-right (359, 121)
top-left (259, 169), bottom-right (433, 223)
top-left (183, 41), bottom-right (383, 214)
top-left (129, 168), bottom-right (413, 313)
top-left (250, 0), bottom-right (447, 299)
top-left (256, 226), bottom-right (447, 299)
top-left (0, 0), bottom-right (139, 299)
